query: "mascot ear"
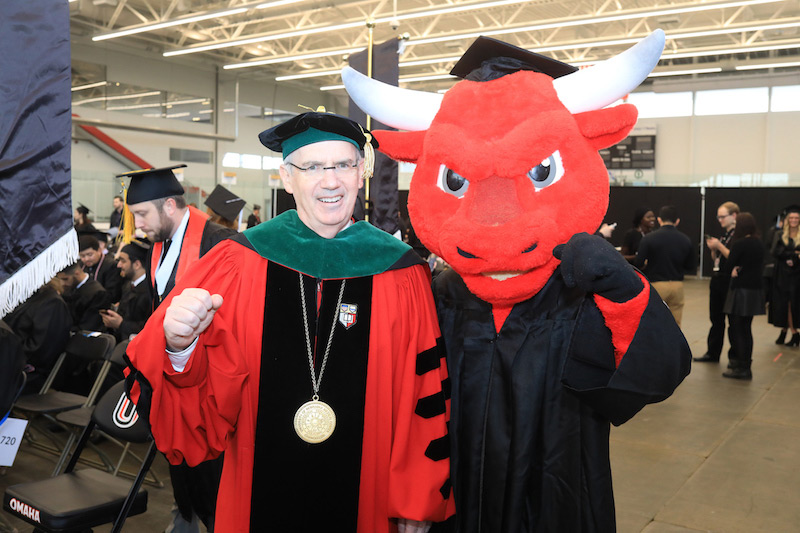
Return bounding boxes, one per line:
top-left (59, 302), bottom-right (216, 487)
top-left (573, 103), bottom-right (638, 150)
top-left (374, 130), bottom-right (425, 163)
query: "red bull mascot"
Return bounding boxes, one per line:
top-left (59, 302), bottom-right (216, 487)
top-left (344, 30), bottom-right (691, 532)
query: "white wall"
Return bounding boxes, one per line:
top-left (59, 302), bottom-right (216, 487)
top-left (638, 110), bottom-right (800, 185)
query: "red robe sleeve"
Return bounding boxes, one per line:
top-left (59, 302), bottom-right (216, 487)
top-left (358, 264), bottom-right (454, 532)
top-left (125, 241), bottom-right (262, 467)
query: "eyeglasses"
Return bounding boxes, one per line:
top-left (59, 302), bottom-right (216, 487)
top-left (286, 161), bottom-right (358, 177)
top-left (717, 214), bottom-right (731, 219)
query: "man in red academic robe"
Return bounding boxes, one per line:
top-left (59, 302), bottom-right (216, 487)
top-left (125, 112), bottom-right (453, 532)
top-left (121, 164), bottom-right (235, 531)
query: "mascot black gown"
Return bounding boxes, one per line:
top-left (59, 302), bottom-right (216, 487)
top-left (345, 29), bottom-right (692, 532)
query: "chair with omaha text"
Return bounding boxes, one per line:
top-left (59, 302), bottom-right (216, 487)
top-left (2, 380), bottom-right (157, 533)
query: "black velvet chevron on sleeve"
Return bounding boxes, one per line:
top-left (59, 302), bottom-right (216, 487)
top-left (425, 434), bottom-right (451, 461)
top-left (416, 336), bottom-right (446, 375)
top-left (415, 390), bottom-right (447, 418)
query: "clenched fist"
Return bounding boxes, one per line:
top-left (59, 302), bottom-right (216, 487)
top-left (553, 232), bottom-right (643, 303)
top-left (163, 288), bottom-right (223, 351)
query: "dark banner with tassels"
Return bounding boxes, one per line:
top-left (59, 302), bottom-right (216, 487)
top-left (348, 38), bottom-right (401, 236)
top-left (0, 1), bottom-right (77, 318)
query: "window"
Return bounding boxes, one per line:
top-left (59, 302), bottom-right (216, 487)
top-left (222, 152), bottom-right (240, 168)
top-left (771, 85), bottom-right (800, 112)
top-left (626, 91), bottom-right (693, 118)
top-left (694, 87), bottom-right (768, 116)
top-left (241, 154), bottom-right (262, 170)
top-left (263, 156), bottom-right (282, 170)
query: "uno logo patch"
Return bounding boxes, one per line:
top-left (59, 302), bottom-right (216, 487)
top-left (8, 498), bottom-right (41, 523)
top-left (112, 393), bottom-right (139, 429)
top-left (338, 303), bottom-right (358, 329)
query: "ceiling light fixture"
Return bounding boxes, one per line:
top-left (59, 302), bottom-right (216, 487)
top-left (735, 60), bottom-right (800, 70)
top-left (165, 21), bottom-right (364, 56)
top-left (93, 0), bottom-right (304, 42)
top-left (275, 69), bottom-right (342, 81)
top-left (648, 67), bottom-right (723, 77)
top-left (165, 0), bottom-right (537, 57)
top-left (208, 0), bottom-right (784, 67)
top-left (408, 0), bottom-right (783, 46)
top-left (225, 48), bottom-right (363, 70)
top-left (71, 81), bottom-right (108, 92)
top-left (73, 90), bottom-right (162, 106)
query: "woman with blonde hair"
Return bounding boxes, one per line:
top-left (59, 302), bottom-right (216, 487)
top-left (771, 206), bottom-right (800, 346)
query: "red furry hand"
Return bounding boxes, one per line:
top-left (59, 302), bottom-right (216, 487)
top-left (553, 233), bottom-right (643, 303)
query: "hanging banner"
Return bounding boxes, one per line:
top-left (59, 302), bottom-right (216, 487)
top-left (0, 1), bottom-right (77, 318)
top-left (348, 39), bottom-right (401, 235)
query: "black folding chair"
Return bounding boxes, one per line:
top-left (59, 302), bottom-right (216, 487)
top-left (14, 332), bottom-right (116, 456)
top-left (2, 381), bottom-right (157, 533)
top-left (51, 340), bottom-right (163, 486)
top-left (0, 328), bottom-right (26, 533)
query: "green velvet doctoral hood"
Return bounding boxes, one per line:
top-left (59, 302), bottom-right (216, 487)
top-left (242, 210), bottom-right (413, 279)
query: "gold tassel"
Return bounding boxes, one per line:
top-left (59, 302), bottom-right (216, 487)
top-left (361, 128), bottom-right (375, 180)
top-left (116, 180), bottom-right (136, 247)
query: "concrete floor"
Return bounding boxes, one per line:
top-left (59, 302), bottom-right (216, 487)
top-left (2, 277), bottom-right (799, 532)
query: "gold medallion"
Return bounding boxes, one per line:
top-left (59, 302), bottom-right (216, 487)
top-left (294, 400), bottom-right (336, 444)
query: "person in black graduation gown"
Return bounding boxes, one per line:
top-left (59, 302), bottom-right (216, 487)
top-left (118, 164), bottom-right (235, 532)
top-left (57, 262), bottom-right (111, 332)
top-left (4, 279), bottom-right (72, 394)
top-left (246, 204), bottom-right (261, 228)
top-left (79, 234), bottom-right (124, 303)
top-left (101, 241), bottom-right (152, 342)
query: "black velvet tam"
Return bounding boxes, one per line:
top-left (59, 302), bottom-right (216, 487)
top-left (118, 165), bottom-right (186, 205)
top-left (451, 36), bottom-right (578, 82)
top-left (258, 111), bottom-right (378, 156)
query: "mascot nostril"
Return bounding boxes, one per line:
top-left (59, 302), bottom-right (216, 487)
top-left (522, 243), bottom-right (538, 253)
top-left (346, 29), bottom-right (691, 533)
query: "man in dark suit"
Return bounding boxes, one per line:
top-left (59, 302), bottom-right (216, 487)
top-left (120, 164), bottom-right (235, 532)
top-left (79, 234), bottom-right (123, 303)
top-left (100, 241), bottom-right (152, 342)
top-left (634, 205), bottom-right (696, 326)
top-left (56, 262), bottom-right (111, 332)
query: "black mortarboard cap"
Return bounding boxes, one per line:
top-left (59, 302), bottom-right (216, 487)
top-left (205, 184), bottom-right (245, 221)
top-left (120, 240), bottom-right (150, 265)
top-left (253, 204), bottom-right (261, 211)
top-left (783, 204), bottom-right (800, 216)
top-left (76, 228), bottom-right (110, 244)
top-left (76, 203), bottom-right (91, 215)
top-left (450, 36), bottom-right (578, 82)
top-left (258, 111), bottom-right (378, 157)
top-left (118, 164), bottom-right (186, 205)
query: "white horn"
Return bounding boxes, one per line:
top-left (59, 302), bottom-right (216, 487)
top-left (553, 29), bottom-right (666, 114)
top-left (342, 66), bottom-right (443, 131)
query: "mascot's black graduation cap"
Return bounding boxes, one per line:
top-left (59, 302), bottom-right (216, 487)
top-left (205, 184), bottom-right (246, 221)
top-left (450, 36), bottom-right (578, 82)
top-left (118, 164), bottom-right (186, 205)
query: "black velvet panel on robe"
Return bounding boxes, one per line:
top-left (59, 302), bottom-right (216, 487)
top-left (433, 267), bottom-right (690, 533)
top-left (251, 262), bottom-right (372, 531)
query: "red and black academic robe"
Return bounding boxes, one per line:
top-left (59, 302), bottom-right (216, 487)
top-left (126, 210), bottom-right (454, 532)
top-left (146, 205), bottom-right (235, 527)
top-left (148, 205), bottom-right (235, 310)
top-left (433, 268), bottom-right (691, 532)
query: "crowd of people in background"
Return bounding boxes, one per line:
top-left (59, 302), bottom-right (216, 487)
top-left (610, 200), bottom-right (798, 381)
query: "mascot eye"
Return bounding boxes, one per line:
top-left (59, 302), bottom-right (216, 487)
top-left (437, 165), bottom-right (469, 198)
top-left (527, 150), bottom-right (564, 191)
